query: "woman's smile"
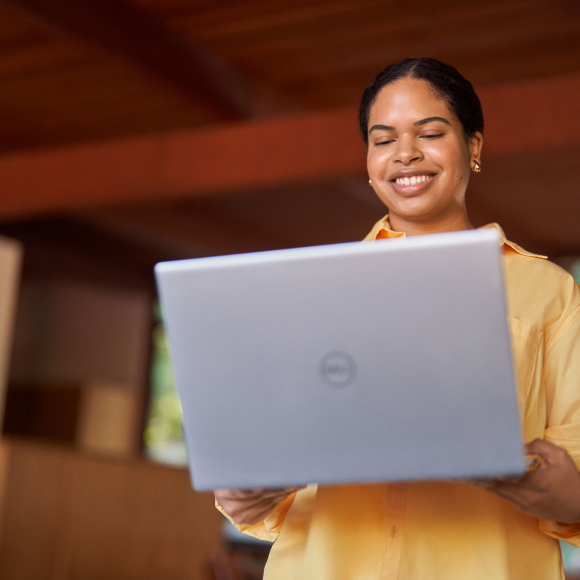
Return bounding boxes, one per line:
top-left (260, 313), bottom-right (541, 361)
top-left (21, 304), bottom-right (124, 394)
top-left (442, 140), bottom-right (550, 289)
top-left (389, 171), bottom-right (436, 195)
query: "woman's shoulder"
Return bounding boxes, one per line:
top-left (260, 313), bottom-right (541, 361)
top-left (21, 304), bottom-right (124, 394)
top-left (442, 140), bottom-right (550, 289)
top-left (502, 239), bottom-right (575, 289)
top-left (502, 243), bottom-right (580, 332)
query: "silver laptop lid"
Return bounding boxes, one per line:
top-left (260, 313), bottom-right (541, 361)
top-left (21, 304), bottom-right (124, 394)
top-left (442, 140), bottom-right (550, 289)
top-left (155, 228), bottom-right (525, 490)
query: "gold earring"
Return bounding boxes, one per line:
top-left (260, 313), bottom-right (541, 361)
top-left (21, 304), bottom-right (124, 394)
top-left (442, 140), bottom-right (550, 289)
top-left (472, 160), bottom-right (481, 173)
top-left (368, 179), bottom-right (373, 186)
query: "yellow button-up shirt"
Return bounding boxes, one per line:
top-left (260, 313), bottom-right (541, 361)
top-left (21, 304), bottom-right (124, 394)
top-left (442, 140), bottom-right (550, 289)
top-left (220, 218), bottom-right (580, 580)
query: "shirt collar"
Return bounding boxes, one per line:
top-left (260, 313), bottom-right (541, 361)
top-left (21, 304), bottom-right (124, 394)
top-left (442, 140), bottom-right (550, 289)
top-left (367, 215), bottom-right (547, 259)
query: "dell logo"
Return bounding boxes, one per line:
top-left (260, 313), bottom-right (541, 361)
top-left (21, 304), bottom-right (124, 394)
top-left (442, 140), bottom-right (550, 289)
top-left (319, 351), bottom-right (357, 387)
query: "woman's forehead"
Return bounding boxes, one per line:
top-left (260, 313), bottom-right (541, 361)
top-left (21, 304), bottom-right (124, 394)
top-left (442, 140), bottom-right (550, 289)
top-left (369, 78), bottom-right (456, 124)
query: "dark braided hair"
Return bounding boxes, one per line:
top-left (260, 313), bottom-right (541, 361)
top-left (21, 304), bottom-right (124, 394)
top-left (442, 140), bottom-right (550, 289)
top-left (359, 58), bottom-right (484, 144)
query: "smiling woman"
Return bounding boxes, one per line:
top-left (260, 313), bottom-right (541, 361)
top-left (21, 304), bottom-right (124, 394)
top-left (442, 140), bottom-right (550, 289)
top-left (361, 59), bottom-right (483, 236)
top-left (214, 59), bottom-right (580, 580)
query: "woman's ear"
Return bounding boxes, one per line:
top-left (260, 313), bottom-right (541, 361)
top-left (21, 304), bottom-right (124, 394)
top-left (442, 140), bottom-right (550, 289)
top-left (468, 131), bottom-right (483, 164)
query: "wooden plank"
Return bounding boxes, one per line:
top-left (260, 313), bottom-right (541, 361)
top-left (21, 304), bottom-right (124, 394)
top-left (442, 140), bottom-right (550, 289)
top-left (67, 453), bottom-right (222, 579)
top-left (0, 441), bottom-right (73, 579)
top-left (0, 442), bottom-right (10, 552)
top-left (0, 107), bottom-right (366, 218)
top-left (0, 440), bottom-right (223, 579)
top-left (171, 0), bottom-right (580, 102)
top-left (0, 73), bottom-right (578, 219)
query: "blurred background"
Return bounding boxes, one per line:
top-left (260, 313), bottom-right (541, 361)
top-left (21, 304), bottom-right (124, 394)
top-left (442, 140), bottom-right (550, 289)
top-left (0, 0), bottom-right (579, 578)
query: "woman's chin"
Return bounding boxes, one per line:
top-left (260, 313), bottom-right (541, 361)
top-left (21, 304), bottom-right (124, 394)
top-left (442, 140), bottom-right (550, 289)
top-left (389, 202), bottom-right (438, 222)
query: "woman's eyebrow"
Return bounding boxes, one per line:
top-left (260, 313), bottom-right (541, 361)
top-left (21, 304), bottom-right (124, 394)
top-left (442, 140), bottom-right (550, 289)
top-left (369, 117), bottom-right (451, 134)
top-left (414, 116), bottom-right (451, 126)
top-left (368, 124), bottom-right (395, 133)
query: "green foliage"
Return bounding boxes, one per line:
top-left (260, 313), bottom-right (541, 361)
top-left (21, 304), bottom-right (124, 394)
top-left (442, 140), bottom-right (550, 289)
top-left (571, 261), bottom-right (580, 285)
top-left (561, 540), bottom-right (580, 573)
top-left (143, 322), bottom-right (184, 450)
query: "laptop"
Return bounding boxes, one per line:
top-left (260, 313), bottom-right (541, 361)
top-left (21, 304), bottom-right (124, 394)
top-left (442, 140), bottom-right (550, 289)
top-left (154, 228), bottom-right (526, 491)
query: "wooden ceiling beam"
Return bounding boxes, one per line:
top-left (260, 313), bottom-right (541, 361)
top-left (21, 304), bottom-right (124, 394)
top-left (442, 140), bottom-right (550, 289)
top-left (0, 0), bottom-right (278, 120)
top-left (0, 72), bottom-right (579, 220)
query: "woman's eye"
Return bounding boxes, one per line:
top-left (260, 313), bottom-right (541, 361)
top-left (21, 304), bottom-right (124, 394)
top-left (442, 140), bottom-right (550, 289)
top-left (421, 134), bottom-right (443, 140)
top-left (374, 139), bottom-right (394, 146)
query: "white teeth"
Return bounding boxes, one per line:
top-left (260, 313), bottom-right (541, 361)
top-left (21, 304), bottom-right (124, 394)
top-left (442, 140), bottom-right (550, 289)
top-left (395, 175), bottom-right (431, 185)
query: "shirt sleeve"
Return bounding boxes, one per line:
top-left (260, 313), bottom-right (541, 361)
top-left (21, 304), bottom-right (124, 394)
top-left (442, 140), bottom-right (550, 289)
top-left (538, 278), bottom-right (580, 545)
top-left (215, 492), bottom-right (298, 542)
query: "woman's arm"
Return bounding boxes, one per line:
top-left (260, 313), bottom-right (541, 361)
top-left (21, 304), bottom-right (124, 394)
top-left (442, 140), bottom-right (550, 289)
top-left (475, 439), bottom-right (580, 523)
top-left (214, 486), bottom-right (305, 525)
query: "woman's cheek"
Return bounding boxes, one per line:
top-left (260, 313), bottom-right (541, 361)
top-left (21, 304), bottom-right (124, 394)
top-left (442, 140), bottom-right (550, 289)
top-left (368, 151), bottom-right (390, 178)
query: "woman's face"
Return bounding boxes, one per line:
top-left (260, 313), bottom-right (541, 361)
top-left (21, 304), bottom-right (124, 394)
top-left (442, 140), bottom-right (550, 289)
top-left (366, 78), bottom-right (482, 228)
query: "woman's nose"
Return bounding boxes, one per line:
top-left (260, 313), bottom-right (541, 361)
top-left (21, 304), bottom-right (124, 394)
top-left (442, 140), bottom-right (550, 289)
top-left (394, 136), bottom-right (422, 165)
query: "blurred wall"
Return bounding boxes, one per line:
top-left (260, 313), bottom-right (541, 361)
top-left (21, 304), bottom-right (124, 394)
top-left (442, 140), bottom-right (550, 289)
top-left (9, 281), bottom-right (150, 389)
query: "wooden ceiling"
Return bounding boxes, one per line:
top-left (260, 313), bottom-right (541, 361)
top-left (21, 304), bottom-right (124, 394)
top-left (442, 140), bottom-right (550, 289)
top-left (0, 0), bottom-right (579, 288)
top-left (1, 0), bottom-right (580, 151)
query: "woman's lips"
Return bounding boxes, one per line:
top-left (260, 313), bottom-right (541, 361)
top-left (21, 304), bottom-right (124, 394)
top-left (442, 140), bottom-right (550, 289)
top-left (390, 174), bottom-right (435, 195)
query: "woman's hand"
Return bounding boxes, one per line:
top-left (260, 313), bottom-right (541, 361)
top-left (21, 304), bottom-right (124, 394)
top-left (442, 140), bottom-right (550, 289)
top-left (214, 486), bottom-right (305, 526)
top-left (474, 439), bottom-right (580, 523)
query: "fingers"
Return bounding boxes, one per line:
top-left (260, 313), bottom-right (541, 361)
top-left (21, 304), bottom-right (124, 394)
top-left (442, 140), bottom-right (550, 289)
top-left (525, 454), bottom-right (543, 472)
top-left (253, 486), bottom-right (306, 499)
top-left (215, 486), bottom-right (305, 499)
top-left (215, 489), bottom-right (283, 511)
top-left (526, 438), bottom-right (564, 461)
top-left (525, 439), bottom-right (578, 475)
top-left (468, 441), bottom-right (580, 522)
top-left (214, 486), bottom-right (304, 525)
top-left (470, 477), bottom-right (538, 511)
top-left (470, 477), bottom-right (524, 492)
top-left (217, 487), bottom-right (304, 505)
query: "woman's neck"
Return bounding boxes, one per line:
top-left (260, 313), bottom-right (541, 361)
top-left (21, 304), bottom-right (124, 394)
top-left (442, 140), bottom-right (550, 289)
top-left (388, 209), bottom-right (473, 237)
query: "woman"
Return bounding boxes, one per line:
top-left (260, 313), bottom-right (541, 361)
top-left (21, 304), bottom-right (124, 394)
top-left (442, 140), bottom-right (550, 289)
top-left (215, 59), bottom-right (580, 579)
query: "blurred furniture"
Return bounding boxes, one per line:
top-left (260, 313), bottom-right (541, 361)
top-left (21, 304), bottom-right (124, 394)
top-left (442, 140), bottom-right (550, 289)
top-left (0, 237), bottom-right (22, 433)
top-left (4, 381), bottom-right (141, 457)
top-left (0, 438), bottom-right (222, 580)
